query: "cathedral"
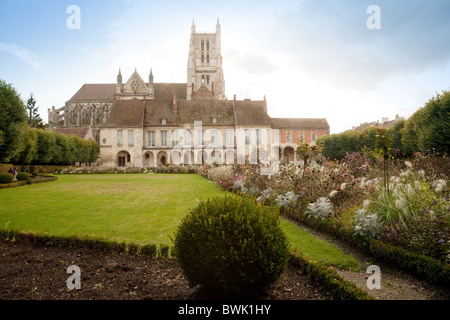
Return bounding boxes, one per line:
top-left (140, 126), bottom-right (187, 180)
top-left (48, 20), bottom-right (330, 167)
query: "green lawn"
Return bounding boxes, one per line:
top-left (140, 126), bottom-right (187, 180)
top-left (0, 173), bottom-right (359, 270)
top-left (280, 219), bottom-right (360, 271)
top-left (0, 174), bottom-right (225, 246)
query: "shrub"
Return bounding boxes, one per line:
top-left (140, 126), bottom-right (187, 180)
top-left (0, 173), bottom-right (13, 184)
top-left (305, 197), bottom-right (334, 220)
top-left (353, 208), bottom-right (384, 239)
top-left (16, 172), bottom-right (29, 181)
top-left (173, 195), bottom-right (290, 298)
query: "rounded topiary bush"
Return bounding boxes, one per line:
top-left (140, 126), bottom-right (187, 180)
top-left (0, 173), bottom-right (14, 184)
top-left (16, 172), bottom-right (29, 181)
top-left (173, 195), bottom-right (290, 298)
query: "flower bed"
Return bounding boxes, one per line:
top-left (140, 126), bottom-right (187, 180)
top-left (198, 152), bottom-right (449, 285)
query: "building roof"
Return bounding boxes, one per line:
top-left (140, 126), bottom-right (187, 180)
top-left (271, 118), bottom-right (330, 130)
top-left (175, 100), bottom-right (235, 125)
top-left (54, 127), bottom-right (91, 139)
top-left (191, 83), bottom-right (216, 100)
top-left (68, 83), bottom-right (187, 102)
top-left (68, 84), bottom-right (116, 102)
top-left (234, 100), bottom-right (271, 126)
top-left (103, 99), bottom-right (145, 127)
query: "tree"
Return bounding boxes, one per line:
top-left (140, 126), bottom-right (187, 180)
top-left (401, 90), bottom-right (450, 155)
top-left (18, 126), bottom-right (38, 165)
top-left (296, 138), bottom-right (313, 170)
top-left (33, 129), bottom-right (57, 164)
top-left (375, 127), bottom-right (392, 192)
top-left (26, 93), bottom-right (44, 129)
top-left (0, 79), bottom-right (27, 163)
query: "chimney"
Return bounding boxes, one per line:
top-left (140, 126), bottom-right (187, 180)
top-left (263, 95), bottom-right (267, 114)
top-left (172, 93), bottom-right (178, 114)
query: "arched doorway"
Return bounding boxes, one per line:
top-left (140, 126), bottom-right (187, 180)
top-left (157, 151), bottom-right (168, 166)
top-left (144, 151), bottom-right (155, 167)
top-left (117, 151), bottom-right (131, 167)
top-left (283, 147), bottom-right (295, 163)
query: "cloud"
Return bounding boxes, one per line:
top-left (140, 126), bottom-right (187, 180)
top-left (273, 0), bottom-right (450, 89)
top-left (229, 51), bottom-right (279, 75)
top-left (0, 42), bottom-right (45, 71)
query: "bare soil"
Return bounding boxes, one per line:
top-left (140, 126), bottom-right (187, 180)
top-left (0, 239), bottom-right (330, 300)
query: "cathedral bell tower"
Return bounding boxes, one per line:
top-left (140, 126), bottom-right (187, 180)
top-left (187, 19), bottom-right (226, 100)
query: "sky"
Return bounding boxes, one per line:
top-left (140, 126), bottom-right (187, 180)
top-left (0, 0), bottom-right (449, 134)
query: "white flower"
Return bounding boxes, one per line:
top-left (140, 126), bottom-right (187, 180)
top-left (417, 170), bottom-right (425, 176)
top-left (395, 198), bottom-right (405, 210)
top-left (329, 190), bottom-right (338, 199)
top-left (404, 161), bottom-right (413, 169)
top-left (306, 197), bottom-right (334, 220)
top-left (363, 200), bottom-right (371, 209)
top-left (340, 182), bottom-right (347, 191)
top-left (414, 180), bottom-right (421, 190)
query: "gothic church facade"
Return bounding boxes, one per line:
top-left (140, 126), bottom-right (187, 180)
top-left (48, 20), bottom-right (329, 167)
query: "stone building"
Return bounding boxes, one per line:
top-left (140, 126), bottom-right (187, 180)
top-left (49, 20), bottom-right (330, 167)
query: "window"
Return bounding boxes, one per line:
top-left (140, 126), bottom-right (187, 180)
top-left (211, 129), bottom-right (218, 146)
top-left (183, 130), bottom-right (191, 146)
top-left (299, 133), bottom-right (304, 142)
top-left (161, 118), bottom-right (166, 125)
top-left (196, 130), bottom-right (203, 146)
top-left (287, 133), bottom-right (292, 143)
top-left (274, 133), bottom-right (280, 144)
top-left (226, 129), bottom-right (234, 147)
top-left (201, 54), bottom-right (204, 64)
top-left (172, 130), bottom-right (179, 147)
top-left (118, 156), bottom-right (125, 167)
top-left (207, 54), bottom-right (210, 64)
top-left (207, 75), bottom-right (210, 84)
top-left (117, 130), bottom-right (123, 146)
top-left (245, 129), bottom-right (251, 145)
top-left (161, 130), bottom-right (167, 147)
top-left (128, 130), bottom-right (134, 146)
top-left (212, 116), bottom-right (217, 124)
top-left (206, 40), bottom-right (209, 51)
top-left (312, 133), bottom-right (317, 142)
top-left (201, 40), bottom-right (204, 51)
top-left (256, 129), bottom-right (261, 145)
top-left (148, 131), bottom-right (155, 147)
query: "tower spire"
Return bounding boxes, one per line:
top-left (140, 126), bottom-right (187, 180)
top-left (191, 19), bottom-right (196, 34)
top-left (117, 68), bottom-right (122, 85)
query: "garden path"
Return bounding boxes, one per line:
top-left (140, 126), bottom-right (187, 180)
top-left (293, 221), bottom-right (449, 300)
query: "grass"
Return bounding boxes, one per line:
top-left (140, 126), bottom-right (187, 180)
top-left (0, 173), bottom-right (225, 246)
top-left (0, 173), bottom-right (360, 270)
top-left (280, 218), bottom-right (360, 271)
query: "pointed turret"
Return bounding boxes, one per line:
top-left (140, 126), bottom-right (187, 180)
top-left (117, 68), bottom-right (122, 85)
top-left (191, 19), bottom-right (196, 34)
top-left (149, 68), bottom-right (154, 85)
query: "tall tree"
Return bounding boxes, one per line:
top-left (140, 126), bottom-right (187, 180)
top-left (0, 79), bottom-right (27, 163)
top-left (26, 93), bottom-right (44, 129)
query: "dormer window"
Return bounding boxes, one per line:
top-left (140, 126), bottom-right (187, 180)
top-left (212, 117), bottom-right (217, 124)
top-left (161, 118), bottom-right (166, 125)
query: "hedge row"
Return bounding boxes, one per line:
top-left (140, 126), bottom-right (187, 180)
top-left (288, 252), bottom-right (373, 300)
top-left (0, 229), bottom-right (170, 258)
top-left (282, 207), bottom-right (450, 287)
top-left (0, 174), bottom-right (58, 189)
